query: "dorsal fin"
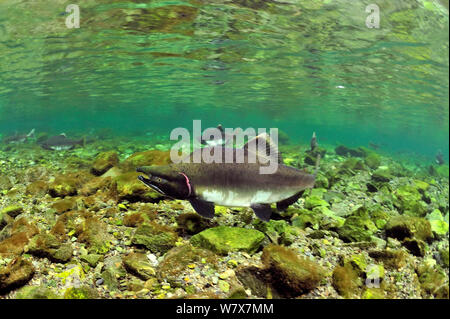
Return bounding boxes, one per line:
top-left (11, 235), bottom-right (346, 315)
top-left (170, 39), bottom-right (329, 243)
top-left (59, 133), bottom-right (67, 138)
top-left (243, 132), bottom-right (283, 164)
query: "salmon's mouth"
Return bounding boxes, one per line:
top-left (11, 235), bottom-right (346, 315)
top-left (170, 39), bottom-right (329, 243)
top-left (137, 175), bottom-right (165, 195)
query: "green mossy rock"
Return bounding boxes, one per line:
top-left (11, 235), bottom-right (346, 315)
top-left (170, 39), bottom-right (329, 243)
top-left (402, 238), bottom-right (428, 257)
top-left (176, 212), bottom-right (210, 235)
top-left (314, 174), bottom-right (329, 189)
top-left (132, 222), bottom-right (178, 254)
top-left (394, 185), bottom-right (427, 217)
top-left (368, 249), bottom-right (407, 270)
top-left (121, 150), bottom-right (172, 172)
top-left (364, 153), bottom-right (381, 169)
top-left (335, 145), bottom-right (368, 157)
top-left (1, 205), bottom-right (24, 218)
top-left (122, 252), bottom-right (156, 280)
top-left (63, 286), bottom-right (99, 299)
top-left (332, 263), bottom-right (362, 298)
top-left (50, 198), bottom-right (77, 215)
top-left (15, 286), bottom-right (60, 299)
top-left (362, 288), bottom-right (385, 299)
top-left (372, 167), bottom-right (393, 182)
top-left (26, 233), bottom-right (73, 263)
top-left (261, 244), bottom-right (325, 296)
top-left (48, 174), bottom-right (83, 198)
top-left (426, 209), bottom-right (449, 236)
top-left (80, 254), bottom-right (103, 267)
top-left (337, 207), bottom-right (377, 243)
top-left (77, 217), bottom-right (113, 254)
top-left (291, 209), bottom-right (320, 229)
top-left (190, 226), bottom-right (265, 255)
top-left (91, 151), bottom-right (119, 176)
top-left (385, 216), bottom-right (433, 242)
top-left (253, 219), bottom-right (299, 245)
top-left (341, 158), bottom-right (366, 171)
top-left (157, 244), bottom-right (217, 285)
top-left (114, 172), bottom-right (164, 202)
top-left (304, 196), bottom-right (329, 209)
top-left (0, 257), bottom-right (35, 294)
top-left (439, 249), bottom-right (449, 268)
top-left (417, 263), bottom-right (449, 299)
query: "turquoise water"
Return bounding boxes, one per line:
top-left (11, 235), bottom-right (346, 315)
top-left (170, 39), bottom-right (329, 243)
top-left (0, 0), bottom-right (448, 160)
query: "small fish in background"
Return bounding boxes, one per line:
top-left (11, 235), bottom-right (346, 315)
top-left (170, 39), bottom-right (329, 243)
top-left (368, 142), bottom-right (380, 150)
top-left (197, 124), bottom-right (242, 147)
top-left (310, 131), bottom-right (318, 151)
top-left (40, 133), bottom-right (85, 151)
top-left (2, 129), bottom-right (35, 144)
top-left (436, 150), bottom-right (445, 165)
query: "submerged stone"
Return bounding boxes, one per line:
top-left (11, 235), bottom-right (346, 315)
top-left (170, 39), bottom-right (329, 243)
top-left (157, 244), bottom-right (216, 285)
top-left (385, 216), bottom-right (433, 242)
top-left (1, 205), bottom-right (24, 218)
top-left (190, 226), bottom-right (265, 255)
top-left (261, 244), bottom-right (325, 297)
top-left (123, 252), bottom-right (156, 280)
top-left (132, 222), bottom-right (178, 253)
top-left (91, 151), bottom-right (119, 176)
top-left (114, 172), bottom-right (164, 202)
top-left (26, 233), bottom-right (73, 263)
top-left (337, 207), bottom-right (377, 243)
top-left (121, 150), bottom-right (172, 172)
top-left (15, 286), bottom-right (60, 299)
top-left (0, 257), bottom-right (35, 294)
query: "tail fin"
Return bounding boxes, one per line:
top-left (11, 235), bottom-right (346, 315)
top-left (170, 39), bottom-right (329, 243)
top-left (27, 128), bottom-right (35, 138)
top-left (314, 154), bottom-right (321, 177)
top-left (79, 137), bottom-right (85, 147)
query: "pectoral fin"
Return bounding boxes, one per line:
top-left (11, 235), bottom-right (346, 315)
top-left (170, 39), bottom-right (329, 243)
top-left (276, 190), bottom-right (305, 211)
top-left (189, 198), bottom-right (215, 218)
top-left (251, 204), bottom-right (272, 221)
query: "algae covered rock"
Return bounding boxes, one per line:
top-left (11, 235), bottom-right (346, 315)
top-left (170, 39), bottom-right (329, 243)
top-left (77, 217), bottom-right (113, 254)
top-left (114, 172), bottom-right (164, 202)
top-left (157, 244), bottom-right (217, 285)
top-left (176, 212), bottom-right (211, 235)
top-left (190, 226), bottom-right (265, 255)
top-left (64, 286), bottom-right (99, 299)
top-left (1, 205), bottom-right (24, 218)
top-left (368, 249), bottom-right (407, 270)
top-left (337, 206), bottom-right (377, 242)
top-left (132, 222), bottom-right (178, 253)
top-left (15, 286), bottom-right (60, 299)
top-left (426, 209), bottom-right (449, 236)
top-left (372, 167), bottom-right (393, 183)
top-left (417, 263), bottom-right (449, 299)
top-left (26, 233), bottom-right (73, 263)
top-left (393, 185), bottom-right (427, 217)
top-left (91, 151), bottom-right (119, 176)
top-left (364, 153), bottom-right (381, 169)
top-left (48, 175), bottom-right (80, 198)
top-left (385, 216), bottom-right (433, 242)
top-left (0, 257), bottom-right (35, 293)
top-left (123, 252), bottom-right (156, 280)
top-left (335, 145), bottom-right (368, 157)
top-left (304, 195), bottom-right (329, 210)
top-left (261, 244), bottom-right (325, 297)
top-left (253, 219), bottom-right (299, 245)
top-left (121, 150), bottom-right (172, 171)
top-left (332, 263), bottom-right (362, 298)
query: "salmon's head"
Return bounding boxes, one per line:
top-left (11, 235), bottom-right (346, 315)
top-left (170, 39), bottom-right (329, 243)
top-left (136, 165), bottom-right (192, 199)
